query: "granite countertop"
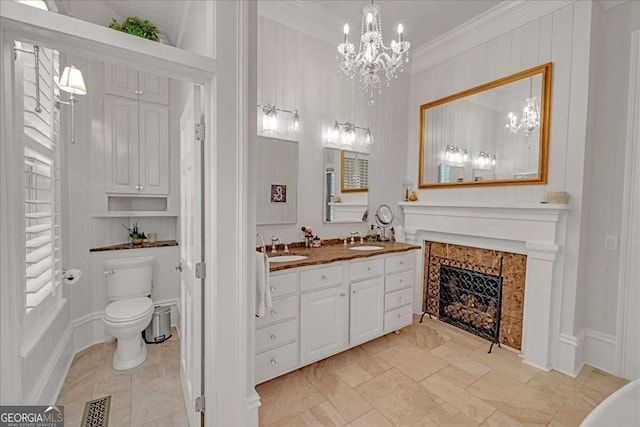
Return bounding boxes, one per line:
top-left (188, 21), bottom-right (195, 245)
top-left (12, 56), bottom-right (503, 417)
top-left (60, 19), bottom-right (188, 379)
top-left (263, 240), bottom-right (420, 272)
top-left (90, 240), bottom-right (179, 252)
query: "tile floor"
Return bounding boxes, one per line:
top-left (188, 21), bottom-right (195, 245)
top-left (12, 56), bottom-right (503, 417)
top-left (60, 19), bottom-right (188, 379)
top-left (56, 328), bottom-right (187, 427)
top-left (256, 316), bottom-right (629, 427)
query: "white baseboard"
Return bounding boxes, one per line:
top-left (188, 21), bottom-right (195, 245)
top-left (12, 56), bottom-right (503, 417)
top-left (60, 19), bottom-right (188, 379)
top-left (583, 329), bottom-right (617, 375)
top-left (556, 330), bottom-right (586, 377)
top-left (36, 298), bottom-right (181, 404)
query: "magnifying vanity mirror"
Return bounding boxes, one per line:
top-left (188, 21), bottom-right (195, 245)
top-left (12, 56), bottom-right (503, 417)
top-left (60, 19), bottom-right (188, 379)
top-left (419, 63), bottom-right (551, 188)
top-left (375, 204), bottom-right (394, 241)
top-left (323, 148), bottom-right (369, 223)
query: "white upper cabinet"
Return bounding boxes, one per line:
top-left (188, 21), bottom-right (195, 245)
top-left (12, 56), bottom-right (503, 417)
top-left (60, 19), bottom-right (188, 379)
top-left (138, 102), bottom-right (169, 195)
top-left (104, 64), bottom-right (169, 105)
top-left (104, 95), bottom-right (139, 194)
top-left (300, 285), bottom-right (348, 365)
top-left (349, 277), bottom-right (384, 346)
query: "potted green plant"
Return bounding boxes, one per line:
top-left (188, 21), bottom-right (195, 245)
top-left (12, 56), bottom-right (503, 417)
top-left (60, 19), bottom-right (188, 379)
top-left (109, 17), bottom-right (159, 42)
top-left (122, 223), bottom-right (147, 245)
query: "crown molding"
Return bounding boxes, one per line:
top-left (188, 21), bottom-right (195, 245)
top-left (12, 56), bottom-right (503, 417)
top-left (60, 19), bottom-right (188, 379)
top-left (258, 0), bottom-right (342, 46)
top-left (598, 0), bottom-right (628, 11)
top-left (409, 0), bottom-right (574, 75)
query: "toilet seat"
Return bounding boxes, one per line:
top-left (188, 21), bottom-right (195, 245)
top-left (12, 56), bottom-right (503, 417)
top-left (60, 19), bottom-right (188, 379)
top-left (105, 297), bottom-right (153, 323)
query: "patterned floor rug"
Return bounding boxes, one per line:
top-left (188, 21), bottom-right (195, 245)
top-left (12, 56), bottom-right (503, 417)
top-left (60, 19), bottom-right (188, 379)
top-left (80, 395), bottom-right (111, 427)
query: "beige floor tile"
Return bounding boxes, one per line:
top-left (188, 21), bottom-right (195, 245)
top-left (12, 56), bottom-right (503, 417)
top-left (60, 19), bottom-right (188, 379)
top-left (442, 334), bottom-right (487, 356)
top-left (576, 367), bottom-right (629, 407)
top-left (257, 370), bottom-right (326, 426)
top-left (422, 402), bottom-right (482, 427)
top-left (377, 343), bottom-right (449, 382)
top-left (403, 321), bottom-right (450, 350)
top-left (264, 414), bottom-right (306, 427)
top-left (306, 371), bottom-right (372, 422)
top-left (467, 346), bottom-right (539, 384)
top-left (93, 370), bottom-right (132, 397)
top-left (547, 401), bottom-right (593, 427)
top-left (355, 369), bottom-right (439, 426)
top-left (467, 370), bottom-right (562, 425)
top-left (527, 369), bottom-right (594, 412)
top-left (429, 345), bottom-right (491, 378)
top-left (130, 374), bottom-right (187, 426)
top-left (348, 410), bottom-right (394, 427)
top-left (335, 364), bottom-right (373, 388)
top-left (420, 374), bottom-right (495, 424)
top-left (360, 331), bottom-right (408, 355)
top-left (437, 364), bottom-right (483, 388)
top-left (107, 392), bottom-right (132, 427)
top-left (339, 346), bottom-right (393, 377)
top-left (480, 410), bottom-right (524, 427)
top-left (136, 400), bottom-right (188, 427)
top-left (300, 402), bottom-right (348, 427)
top-left (60, 401), bottom-right (86, 426)
top-left (131, 360), bottom-right (179, 386)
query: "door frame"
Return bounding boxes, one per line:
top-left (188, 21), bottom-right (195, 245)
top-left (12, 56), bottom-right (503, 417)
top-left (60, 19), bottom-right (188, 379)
top-left (0, 2), bottom-right (256, 424)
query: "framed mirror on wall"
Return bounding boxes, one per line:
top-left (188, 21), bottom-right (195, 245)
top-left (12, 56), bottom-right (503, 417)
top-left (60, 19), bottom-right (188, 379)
top-left (323, 148), bottom-right (369, 223)
top-left (256, 136), bottom-right (298, 225)
top-left (419, 63), bottom-right (552, 188)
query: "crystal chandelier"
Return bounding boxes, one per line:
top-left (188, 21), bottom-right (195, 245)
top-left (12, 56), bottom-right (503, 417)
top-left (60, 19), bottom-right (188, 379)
top-left (337, 1), bottom-right (410, 105)
top-left (504, 77), bottom-right (540, 136)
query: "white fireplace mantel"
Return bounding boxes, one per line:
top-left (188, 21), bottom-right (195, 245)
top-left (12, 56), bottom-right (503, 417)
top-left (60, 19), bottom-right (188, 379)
top-left (398, 201), bottom-right (571, 372)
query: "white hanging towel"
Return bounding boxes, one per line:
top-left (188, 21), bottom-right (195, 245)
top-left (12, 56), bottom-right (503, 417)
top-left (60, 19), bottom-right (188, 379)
top-left (255, 251), bottom-right (273, 317)
top-left (394, 225), bottom-right (406, 243)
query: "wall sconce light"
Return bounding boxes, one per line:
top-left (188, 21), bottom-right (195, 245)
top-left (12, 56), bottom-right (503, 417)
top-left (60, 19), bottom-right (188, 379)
top-left (327, 120), bottom-right (372, 146)
top-left (258, 103), bottom-right (301, 133)
top-left (443, 144), bottom-right (468, 165)
top-left (474, 151), bottom-right (496, 169)
top-left (56, 65), bottom-right (87, 144)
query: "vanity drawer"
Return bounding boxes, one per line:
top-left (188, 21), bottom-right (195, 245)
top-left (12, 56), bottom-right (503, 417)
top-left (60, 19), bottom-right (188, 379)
top-left (269, 272), bottom-right (298, 298)
top-left (300, 265), bottom-right (343, 292)
top-left (256, 295), bottom-right (298, 328)
top-left (255, 341), bottom-right (298, 384)
top-left (385, 270), bottom-right (414, 293)
top-left (384, 304), bottom-right (413, 333)
top-left (385, 252), bottom-right (414, 274)
top-left (255, 319), bottom-right (298, 354)
top-left (385, 287), bottom-right (413, 312)
top-left (350, 258), bottom-right (384, 282)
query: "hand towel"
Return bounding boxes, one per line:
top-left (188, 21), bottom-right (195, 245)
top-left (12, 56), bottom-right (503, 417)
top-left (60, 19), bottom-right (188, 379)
top-left (394, 225), bottom-right (406, 243)
top-left (255, 251), bottom-right (272, 317)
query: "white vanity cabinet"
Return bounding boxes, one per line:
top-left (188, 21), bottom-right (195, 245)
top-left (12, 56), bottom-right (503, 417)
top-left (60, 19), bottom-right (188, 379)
top-left (255, 248), bottom-right (417, 385)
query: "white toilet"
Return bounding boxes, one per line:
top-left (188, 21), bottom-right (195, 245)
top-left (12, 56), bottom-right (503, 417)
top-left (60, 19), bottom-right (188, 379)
top-left (103, 256), bottom-right (155, 370)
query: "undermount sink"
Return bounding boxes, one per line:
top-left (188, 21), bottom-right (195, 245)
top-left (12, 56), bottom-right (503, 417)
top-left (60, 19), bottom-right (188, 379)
top-left (349, 245), bottom-right (384, 251)
top-left (269, 255), bottom-right (308, 262)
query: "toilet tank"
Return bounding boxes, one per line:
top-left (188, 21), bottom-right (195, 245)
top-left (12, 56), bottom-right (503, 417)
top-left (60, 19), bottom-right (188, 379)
top-left (103, 256), bottom-right (155, 301)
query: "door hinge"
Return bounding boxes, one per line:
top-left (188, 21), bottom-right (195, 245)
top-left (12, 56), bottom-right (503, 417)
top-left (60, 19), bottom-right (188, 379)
top-left (195, 395), bottom-right (205, 413)
top-left (195, 122), bottom-right (206, 142)
top-left (195, 262), bottom-right (206, 279)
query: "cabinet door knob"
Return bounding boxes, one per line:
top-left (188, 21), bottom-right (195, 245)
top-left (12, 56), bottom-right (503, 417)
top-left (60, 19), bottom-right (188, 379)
top-left (138, 185), bottom-right (144, 190)
top-left (352, 290), bottom-right (357, 294)
top-left (321, 275), bottom-right (327, 280)
top-left (367, 267), bottom-right (371, 271)
top-left (398, 296), bottom-right (403, 301)
top-left (270, 359), bottom-right (277, 366)
top-left (270, 334), bottom-right (276, 341)
top-left (398, 314), bottom-right (402, 318)
top-left (340, 293), bottom-right (346, 297)
top-left (270, 287), bottom-right (276, 292)
top-left (399, 280), bottom-right (403, 284)
top-left (400, 261), bottom-right (404, 265)
top-left (271, 310), bottom-right (277, 316)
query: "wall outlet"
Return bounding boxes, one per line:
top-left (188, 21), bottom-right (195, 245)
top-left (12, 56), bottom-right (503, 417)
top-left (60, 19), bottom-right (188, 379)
top-left (604, 235), bottom-right (618, 251)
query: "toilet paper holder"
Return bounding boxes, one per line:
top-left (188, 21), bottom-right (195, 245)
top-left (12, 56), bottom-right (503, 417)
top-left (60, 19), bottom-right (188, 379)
top-left (62, 268), bottom-right (83, 285)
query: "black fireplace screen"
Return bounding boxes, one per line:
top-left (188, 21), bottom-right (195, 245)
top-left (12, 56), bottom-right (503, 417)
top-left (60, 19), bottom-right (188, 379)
top-left (438, 265), bottom-right (503, 347)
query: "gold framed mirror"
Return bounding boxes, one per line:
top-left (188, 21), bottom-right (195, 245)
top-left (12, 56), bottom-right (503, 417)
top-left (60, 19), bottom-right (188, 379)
top-left (419, 63), bottom-right (552, 189)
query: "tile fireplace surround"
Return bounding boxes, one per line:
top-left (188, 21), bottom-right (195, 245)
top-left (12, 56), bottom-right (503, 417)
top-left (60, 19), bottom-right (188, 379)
top-left (399, 202), bottom-right (571, 372)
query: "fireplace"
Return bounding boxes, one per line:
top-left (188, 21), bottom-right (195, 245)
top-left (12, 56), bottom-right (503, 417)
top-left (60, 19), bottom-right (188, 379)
top-left (438, 264), bottom-right (503, 352)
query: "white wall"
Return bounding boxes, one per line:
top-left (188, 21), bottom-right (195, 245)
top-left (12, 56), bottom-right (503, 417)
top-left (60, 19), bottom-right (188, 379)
top-left (255, 16), bottom-right (409, 244)
top-left (405, 2), bottom-right (594, 370)
top-left (578, 0), bottom-right (640, 372)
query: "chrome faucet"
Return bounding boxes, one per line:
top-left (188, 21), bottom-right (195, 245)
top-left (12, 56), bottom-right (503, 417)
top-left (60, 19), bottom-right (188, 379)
top-left (271, 236), bottom-right (282, 253)
top-left (350, 230), bottom-right (362, 245)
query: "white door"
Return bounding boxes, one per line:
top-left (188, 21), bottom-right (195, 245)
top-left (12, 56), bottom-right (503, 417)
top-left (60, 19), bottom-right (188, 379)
top-left (350, 277), bottom-right (384, 346)
top-left (104, 95), bottom-right (139, 194)
top-left (300, 286), bottom-right (348, 365)
top-left (179, 85), bottom-right (204, 426)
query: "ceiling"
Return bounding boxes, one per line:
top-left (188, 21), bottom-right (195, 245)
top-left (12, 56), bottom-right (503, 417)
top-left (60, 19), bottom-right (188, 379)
top-left (54, 0), bottom-right (189, 45)
top-left (54, 0), bottom-right (503, 51)
top-left (299, 0), bottom-right (502, 49)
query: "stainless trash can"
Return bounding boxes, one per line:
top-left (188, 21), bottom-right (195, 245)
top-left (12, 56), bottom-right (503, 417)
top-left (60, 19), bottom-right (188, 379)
top-left (144, 305), bottom-right (172, 343)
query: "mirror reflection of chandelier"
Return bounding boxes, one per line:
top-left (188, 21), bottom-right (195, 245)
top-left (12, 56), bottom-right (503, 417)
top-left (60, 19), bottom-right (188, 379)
top-left (337, 1), bottom-right (410, 105)
top-left (504, 77), bottom-right (540, 136)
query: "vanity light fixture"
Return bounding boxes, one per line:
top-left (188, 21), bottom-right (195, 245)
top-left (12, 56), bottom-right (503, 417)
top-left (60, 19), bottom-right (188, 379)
top-left (443, 145), bottom-right (468, 165)
top-left (56, 65), bottom-right (87, 144)
top-left (474, 151), bottom-right (496, 169)
top-left (504, 77), bottom-right (541, 137)
top-left (337, 0), bottom-right (411, 104)
top-left (328, 120), bottom-right (372, 146)
top-left (258, 103), bottom-right (301, 133)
